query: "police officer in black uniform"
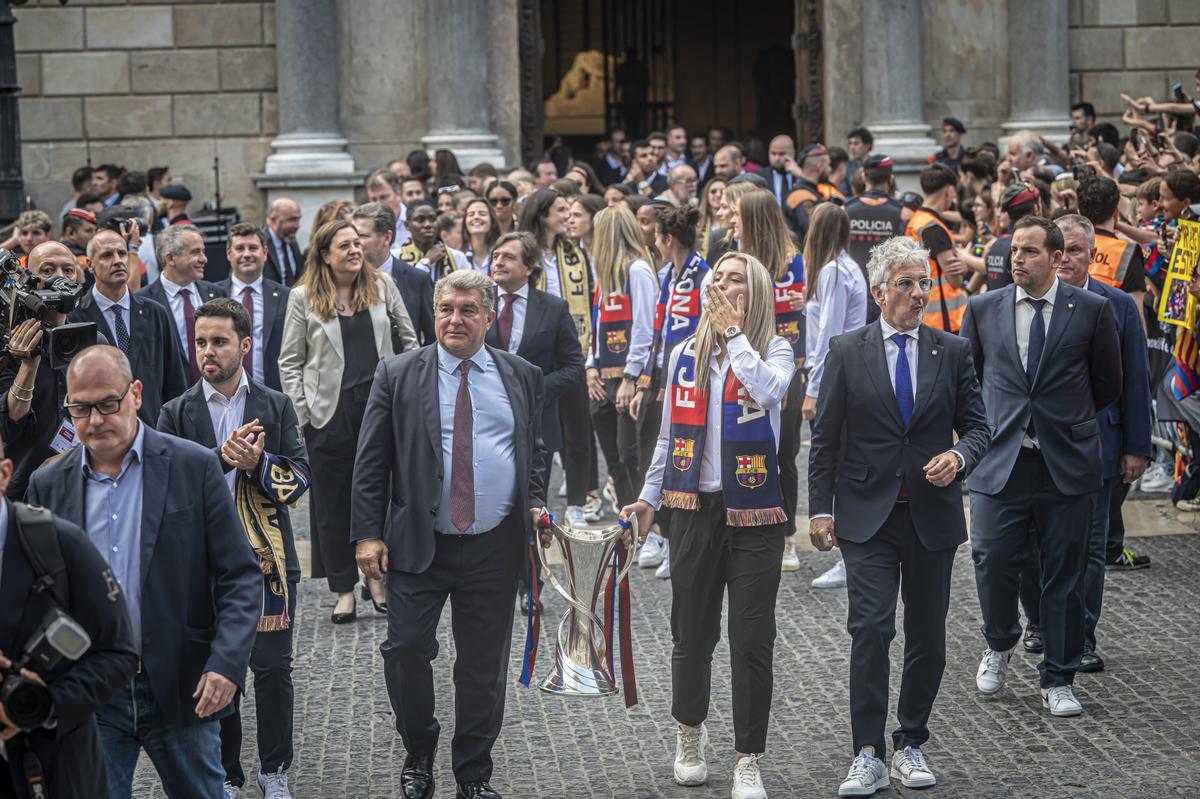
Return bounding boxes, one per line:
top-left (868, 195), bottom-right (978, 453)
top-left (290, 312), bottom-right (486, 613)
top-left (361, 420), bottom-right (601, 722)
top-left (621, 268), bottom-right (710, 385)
top-left (0, 439), bottom-right (138, 799)
top-left (844, 154), bottom-right (903, 322)
top-left (983, 184), bottom-right (1040, 291)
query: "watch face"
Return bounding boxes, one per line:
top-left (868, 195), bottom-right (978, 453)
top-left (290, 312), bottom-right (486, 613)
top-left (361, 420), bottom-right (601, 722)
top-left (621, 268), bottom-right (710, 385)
top-left (725, 325), bottom-right (739, 337)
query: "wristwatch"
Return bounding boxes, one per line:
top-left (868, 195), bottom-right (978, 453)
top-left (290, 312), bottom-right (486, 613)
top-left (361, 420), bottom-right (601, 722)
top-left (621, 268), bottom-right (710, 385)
top-left (724, 325), bottom-right (742, 339)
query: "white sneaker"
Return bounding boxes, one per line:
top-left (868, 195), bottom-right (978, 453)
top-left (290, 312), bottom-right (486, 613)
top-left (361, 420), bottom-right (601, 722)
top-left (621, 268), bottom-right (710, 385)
top-left (1041, 685), bottom-right (1083, 717)
top-left (731, 753), bottom-right (767, 799)
top-left (257, 767), bottom-right (294, 799)
top-left (975, 647), bottom-right (1012, 695)
top-left (223, 783), bottom-right (240, 799)
top-left (891, 746), bottom-right (935, 788)
top-left (583, 494), bottom-right (603, 523)
top-left (603, 479), bottom-right (620, 515)
top-left (638, 530), bottom-right (665, 567)
top-left (812, 558), bottom-right (846, 588)
top-left (1138, 463), bottom-right (1173, 493)
top-left (655, 541), bottom-right (671, 579)
top-left (838, 748), bottom-right (888, 796)
top-left (673, 722), bottom-right (708, 786)
top-left (565, 505), bottom-right (587, 529)
top-left (780, 540), bottom-right (800, 572)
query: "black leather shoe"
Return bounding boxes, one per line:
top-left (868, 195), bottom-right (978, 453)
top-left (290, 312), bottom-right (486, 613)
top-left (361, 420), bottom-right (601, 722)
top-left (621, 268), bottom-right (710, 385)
top-left (1023, 623), bottom-right (1044, 653)
top-left (401, 753), bottom-right (435, 799)
top-left (456, 781), bottom-right (501, 799)
top-left (331, 597), bottom-right (357, 625)
top-left (1078, 645), bottom-right (1105, 673)
top-left (361, 582), bottom-right (387, 614)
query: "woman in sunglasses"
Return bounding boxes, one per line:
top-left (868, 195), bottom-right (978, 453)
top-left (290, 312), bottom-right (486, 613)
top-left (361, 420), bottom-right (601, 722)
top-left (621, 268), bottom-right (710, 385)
top-left (485, 179), bottom-right (519, 236)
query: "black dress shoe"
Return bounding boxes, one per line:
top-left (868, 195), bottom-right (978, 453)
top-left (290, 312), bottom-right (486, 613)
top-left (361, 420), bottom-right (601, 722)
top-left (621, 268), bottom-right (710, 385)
top-left (401, 753), bottom-right (435, 799)
top-left (456, 781), bottom-right (501, 799)
top-left (1022, 622), bottom-right (1043, 653)
top-left (330, 597), bottom-right (357, 625)
top-left (360, 582), bottom-right (388, 614)
top-left (1078, 645), bottom-right (1105, 673)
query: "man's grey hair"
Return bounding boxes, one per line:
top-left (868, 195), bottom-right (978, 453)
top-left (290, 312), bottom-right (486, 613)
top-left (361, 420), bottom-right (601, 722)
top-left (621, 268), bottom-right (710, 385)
top-left (434, 269), bottom-right (495, 314)
top-left (867, 236), bottom-right (929, 290)
top-left (1012, 130), bottom-right (1045, 156)
top-left (1055, 213), bottom-right (1095, 248)
top-left (155, 223), bottom-right (204, 269)
top-left (351, 201), bottom-right (396, 238)
top-left (118, 195), bottom-right (155, 230)
top-left (668, 164), bottom-right (697, 184)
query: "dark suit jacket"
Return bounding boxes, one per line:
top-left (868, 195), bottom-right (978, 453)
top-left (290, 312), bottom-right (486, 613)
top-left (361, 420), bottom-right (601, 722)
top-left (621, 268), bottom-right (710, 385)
top-left (156, 379), bottom-right (309, 582)
top-left (0, 504), bottom-right (138, 799)
top-left (135, 278), bottom-right (221, 380)
top-left (485, 286), bottom-right (584, 454)
top-left (69, 292), bottom-right (189, 427)
top-left (809, 322), bottom-right (991, 550)
top-left (214, 277), bottom-right (290, 391)
top-left (26, 427), bottom-right (261, 728)
top-left (959, 281), bottom-right (1122, 496)
top-left (389, 256), bottom-right (436, 346)
top-left (1087, 279), bottom-right (1152, 479)
top-left (350, 344), bottom-right (547, 574)
top-left (592, 156), bottom-right (626, 187)
top-left (262, 227), bottom-right (304, 287)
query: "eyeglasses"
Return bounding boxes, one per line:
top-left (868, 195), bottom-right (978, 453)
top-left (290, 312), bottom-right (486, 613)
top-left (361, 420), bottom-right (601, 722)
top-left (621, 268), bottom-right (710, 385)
top-left (890, 277), bottom-right (935, 293)
top-left (488, 196), bottom-right (513, 207)
top-left (64, 380), bottom-right (133, 419)
top-left (437, 185), bottom-right (463, 196)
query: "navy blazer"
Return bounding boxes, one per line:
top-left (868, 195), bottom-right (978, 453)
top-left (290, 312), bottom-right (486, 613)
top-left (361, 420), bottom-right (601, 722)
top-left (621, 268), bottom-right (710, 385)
top-left (485, 286), bottom-right (584, 454)
top-left (959, 281), bottom-right (1123, 497)
top-left (0, 504), bottom-right (138, 799)
top-left (1087, 279), bottom-right (1152, 478)
top-left (262, 227), bottom-right (304, 287)
top-left (26, 427), bottom-right (261, 729)
top-left (135, 278), bottom-right (221, 373)
top-left (68, 292), bottom-right (189, 427)
top-left (350, 344), bottom-right (547, 574)
top-left (389, 256), bottom-right (436, 346)
top-left (214, 277), bottom-right (290, 391)
top-left (156, 378), bottom-right (309, 581)
top-left (808, 322), bottom-right (991, 550)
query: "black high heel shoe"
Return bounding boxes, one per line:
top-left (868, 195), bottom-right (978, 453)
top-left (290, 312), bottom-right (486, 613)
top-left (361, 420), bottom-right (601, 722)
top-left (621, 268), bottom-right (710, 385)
top-left (361, 581), bottom-right (388, 614)
top-left (331, 595), bottom-right (357, 624)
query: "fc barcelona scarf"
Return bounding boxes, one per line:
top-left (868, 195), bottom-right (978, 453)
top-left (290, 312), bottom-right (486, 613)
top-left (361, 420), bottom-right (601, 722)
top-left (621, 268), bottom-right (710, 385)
top-left (536, 240), bottom-right (591, 354)
top-left (772, 253), bottom-right (806, 358)
top-left (661, 338), bottom-right (787, 526)
top-left (650, 251), bottom-right (709, 392)
top-left (397, 237), bottom-right (457, 282)
top-left (592, 280), bottom-right (633, 379)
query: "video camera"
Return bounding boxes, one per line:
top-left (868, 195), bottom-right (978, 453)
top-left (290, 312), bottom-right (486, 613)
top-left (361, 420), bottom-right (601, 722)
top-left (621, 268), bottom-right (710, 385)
top-left (0, 607), bottom-right (91, 731)
top-left (0, 248), bottom-right (97, 370)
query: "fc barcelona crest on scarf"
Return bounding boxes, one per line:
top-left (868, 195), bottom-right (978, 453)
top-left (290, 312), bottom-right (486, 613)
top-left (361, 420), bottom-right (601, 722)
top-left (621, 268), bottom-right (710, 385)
top-left (606, 329), bottom-right (628, 354)
top-left (776, 319), bottom-right (801, 344)
top-left (735, 454), bottom-right (768, 489)
top-left (672, 437), bottom-right (695, 471)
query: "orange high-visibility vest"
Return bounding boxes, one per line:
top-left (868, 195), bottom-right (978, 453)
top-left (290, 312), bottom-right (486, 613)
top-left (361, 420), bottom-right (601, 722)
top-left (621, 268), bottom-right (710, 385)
top-left (1088, 229), bottom-right (1140, 290)
top-left (905, 208), bottom-right (966, 333)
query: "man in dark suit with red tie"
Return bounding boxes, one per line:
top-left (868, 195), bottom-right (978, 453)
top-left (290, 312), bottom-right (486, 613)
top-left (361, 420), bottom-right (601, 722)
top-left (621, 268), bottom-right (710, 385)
top-left (214, 223), bottom-right (290, 391)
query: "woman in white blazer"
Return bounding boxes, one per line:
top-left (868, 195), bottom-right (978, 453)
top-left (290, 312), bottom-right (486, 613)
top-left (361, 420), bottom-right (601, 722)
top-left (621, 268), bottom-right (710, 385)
top-left (279, 219), bottom-right (418, 623)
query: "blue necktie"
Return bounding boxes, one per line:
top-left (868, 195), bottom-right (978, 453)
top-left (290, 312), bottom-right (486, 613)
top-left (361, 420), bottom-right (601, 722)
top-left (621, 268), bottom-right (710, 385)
top-left (891, 332), bottom-right (913, 428)
top-left (1025, 297), bottom-right (1047, 439)
top-left (111, 305), bottom-right (130, 355)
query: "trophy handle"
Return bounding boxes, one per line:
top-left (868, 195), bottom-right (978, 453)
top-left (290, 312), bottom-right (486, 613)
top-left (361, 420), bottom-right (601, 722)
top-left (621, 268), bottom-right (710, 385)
top-left (613, 515), bottom-right (638, 586)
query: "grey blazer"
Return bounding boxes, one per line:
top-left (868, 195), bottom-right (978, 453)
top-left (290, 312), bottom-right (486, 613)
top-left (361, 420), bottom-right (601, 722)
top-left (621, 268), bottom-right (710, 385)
top-left (278, 275), bottom-right (418, 429)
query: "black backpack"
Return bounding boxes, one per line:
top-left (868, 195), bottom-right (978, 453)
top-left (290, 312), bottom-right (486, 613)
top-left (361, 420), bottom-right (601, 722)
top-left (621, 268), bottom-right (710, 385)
top-left (12, 502), bottom-right (70, 610)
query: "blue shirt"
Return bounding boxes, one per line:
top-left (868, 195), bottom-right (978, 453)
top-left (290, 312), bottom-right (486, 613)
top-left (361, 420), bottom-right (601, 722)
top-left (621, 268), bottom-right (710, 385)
top-left (435, 345), bottom-right (517, 535)
top-left (82, 423), bottom-right (145, 652)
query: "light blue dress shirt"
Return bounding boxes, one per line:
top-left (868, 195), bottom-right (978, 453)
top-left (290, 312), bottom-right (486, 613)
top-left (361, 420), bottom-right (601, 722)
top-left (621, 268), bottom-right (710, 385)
top-left (435, 345), bottom-right (517, 535)
top-left (82, 423), bottom-right (145, 652)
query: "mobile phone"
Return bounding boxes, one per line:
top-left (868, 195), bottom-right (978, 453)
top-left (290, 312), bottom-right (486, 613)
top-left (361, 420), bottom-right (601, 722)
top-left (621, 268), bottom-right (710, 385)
top-left (1173, 82), bottom-right (1186, 102)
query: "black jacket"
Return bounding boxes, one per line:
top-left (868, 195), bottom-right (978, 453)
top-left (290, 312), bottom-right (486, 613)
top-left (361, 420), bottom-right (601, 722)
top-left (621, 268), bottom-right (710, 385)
top-left (214, 278), bottom-right (291, 391)
top-left (262, 228), bottom-right (304, 287)
top-left (389, 256), bottom-right (436, 346)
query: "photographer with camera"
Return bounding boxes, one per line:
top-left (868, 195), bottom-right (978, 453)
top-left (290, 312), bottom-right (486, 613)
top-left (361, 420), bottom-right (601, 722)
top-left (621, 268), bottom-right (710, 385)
top-left (0, 437), bottom-right (139, 799)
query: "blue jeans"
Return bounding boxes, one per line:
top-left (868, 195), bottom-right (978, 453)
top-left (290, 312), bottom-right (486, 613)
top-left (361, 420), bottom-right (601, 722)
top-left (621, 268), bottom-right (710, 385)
top-left (1083, 477), bottom-right (1117, 649)
top-left (97, 672), bottom-right (225, 799)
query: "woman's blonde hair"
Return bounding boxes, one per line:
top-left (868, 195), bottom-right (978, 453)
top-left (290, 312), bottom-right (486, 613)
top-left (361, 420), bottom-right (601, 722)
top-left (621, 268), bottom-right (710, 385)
top-left (719, 182), bottom-right (759, 244)
top-left (697, 177), bottom-right (728, 248)
top-left (691, 252), bottom-right (777, 387)
top-left (738, 189), bottom-right (798, 281)
top-left (591, 205), bottom-right (649, 296)
top-left (801, 203), bottom-right (850, 300)
top-left (310, 199), bottom-right (354, 243)
top-left (301, 219), bottom-right (385, 321)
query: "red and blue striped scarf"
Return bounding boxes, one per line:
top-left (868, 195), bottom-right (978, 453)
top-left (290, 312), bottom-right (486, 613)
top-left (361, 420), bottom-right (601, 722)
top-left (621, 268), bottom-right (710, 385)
top-left (650, 251), bottom-right (709, 390)
top-left (592, 280), bottom-right (633, 378)
top-left (773, 253), bottom-right (806, 358)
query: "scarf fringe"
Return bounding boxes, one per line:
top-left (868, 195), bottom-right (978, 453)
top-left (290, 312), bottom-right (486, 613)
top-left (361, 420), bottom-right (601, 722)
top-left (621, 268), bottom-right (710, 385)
top-left (661, 490), bottom-right (699, 510)
top-left (726, 506), bottom-right (788, 527)
top-left (257, 613), bottom-right (290, 633)
top-left (600, 366), bottom-right (627, 380)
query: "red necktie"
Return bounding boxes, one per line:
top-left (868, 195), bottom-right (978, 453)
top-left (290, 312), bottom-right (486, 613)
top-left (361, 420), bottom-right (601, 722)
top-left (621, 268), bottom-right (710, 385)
top-left (241, 285), bottom-right (254, 379)
top-left (497, 293), bottom-right (515, 351)
top-left (281, 241), bottom-right (294, 285)
top-left (450, 361), bottom-right (475, 533)
top-left (180, 289), bottom-right (199, 383)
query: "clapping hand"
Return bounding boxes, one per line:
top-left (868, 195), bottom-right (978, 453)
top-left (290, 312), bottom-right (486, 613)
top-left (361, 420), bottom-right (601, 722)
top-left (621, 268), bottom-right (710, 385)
top-left (220, 419), bottom-right (265, 471)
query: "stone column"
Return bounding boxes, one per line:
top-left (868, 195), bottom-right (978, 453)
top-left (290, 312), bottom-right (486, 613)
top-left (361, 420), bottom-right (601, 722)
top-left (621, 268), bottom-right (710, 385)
top-left (253, 0), bottom-right (359, 248)
top-left (420, 0), bottom-right (506, 168)
top-left (858, 0), bottom-right (936, 183)
top-left (1003, 0), bottom-right (1070, 142)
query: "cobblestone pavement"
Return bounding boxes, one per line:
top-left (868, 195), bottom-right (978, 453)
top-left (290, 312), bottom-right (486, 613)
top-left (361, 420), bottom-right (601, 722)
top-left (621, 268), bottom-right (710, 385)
top-left (134, 446), bottom-right (1200, 798)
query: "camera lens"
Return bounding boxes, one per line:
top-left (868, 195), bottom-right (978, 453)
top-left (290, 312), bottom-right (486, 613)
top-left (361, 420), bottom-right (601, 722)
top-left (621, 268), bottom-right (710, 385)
top-left (0, 674), bottom-right (53, 730)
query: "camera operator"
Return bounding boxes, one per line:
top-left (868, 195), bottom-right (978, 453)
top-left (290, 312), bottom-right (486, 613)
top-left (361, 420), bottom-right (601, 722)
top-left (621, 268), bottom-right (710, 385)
top-left (0, 242), bottom-right (105, 500)
top-left (0, 438), bottom-right (139, 799)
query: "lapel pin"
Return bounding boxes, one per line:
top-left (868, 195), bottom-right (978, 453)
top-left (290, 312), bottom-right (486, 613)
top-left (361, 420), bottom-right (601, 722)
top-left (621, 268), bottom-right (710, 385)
top-left (1068, 303), bottom-right (1074, 309)
top-left (931, 349), bottom-right (938, 356)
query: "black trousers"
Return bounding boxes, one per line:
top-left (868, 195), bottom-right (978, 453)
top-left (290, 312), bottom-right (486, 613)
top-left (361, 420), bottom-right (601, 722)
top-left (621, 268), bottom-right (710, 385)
top-left (381, 520), bottom-right (523, 783)
top-left (635, 388), bottom-right (672, 536)
top-left (559, 379), bottom-right (595, 506)
top-left (305, 383), bottom-right (372, 594)
top-left (589, 377), bottom-right (639, 507)
top-left (670, 492), bottom-right (784, 753)
top-left (1018, 525), bottom-right (1041, 626)
top-left (970, 448), bottom-right (1092, 688)
top-left (777, 371), bottom-right (805, 536)
top-left (220, 580), bottom-right (299, 786)
top-left (1105, 480), bottom-right (1132, 561)
top-left (840, 505), bottom-right (955, 758)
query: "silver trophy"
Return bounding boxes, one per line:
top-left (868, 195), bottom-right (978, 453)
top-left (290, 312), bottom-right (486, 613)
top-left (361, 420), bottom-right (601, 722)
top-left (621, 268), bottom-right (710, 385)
top-left (536, 508), bottom-right (637, 697)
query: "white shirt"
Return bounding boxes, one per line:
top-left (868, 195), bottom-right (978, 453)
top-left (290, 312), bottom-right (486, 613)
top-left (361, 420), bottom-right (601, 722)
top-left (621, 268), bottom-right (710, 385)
top-left (542, 250), bottom-right (562, 298)
top-left (202, 371), bottom-right (249, 493)
top-left (640, 335), bottom-right (796, 507)
top-left (1015, 277), bottom-right (1058, 448)
top-left (804, 250), bottom-right (869, 398)
top-left (230, 274), bottom-right (265, 384)
top-left (159, 274), bottom-right (203, 355)
top-left (498, 283), bottom-right (530, 354)
top-left (138, 236), bottom-right (159, 283)
top-left (585, 259), bottom-right (658, 377)
top-left (91, 285), bottom-right (131, 344)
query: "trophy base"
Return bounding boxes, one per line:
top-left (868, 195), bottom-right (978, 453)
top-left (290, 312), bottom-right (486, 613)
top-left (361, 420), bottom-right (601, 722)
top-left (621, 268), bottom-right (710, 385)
top-left (539, 657), bottom-right (618, 697)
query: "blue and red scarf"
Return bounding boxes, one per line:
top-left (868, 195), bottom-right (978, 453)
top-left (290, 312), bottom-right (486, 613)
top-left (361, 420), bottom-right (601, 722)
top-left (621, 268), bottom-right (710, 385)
top-left (772, 253), bottom-right (806, 358)
top-left (592, 280), bottom-right (633, 378)
top-left (661, 338), bottom-right (787, 526)
top-left (650, 251), bottom-right (709, 391)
